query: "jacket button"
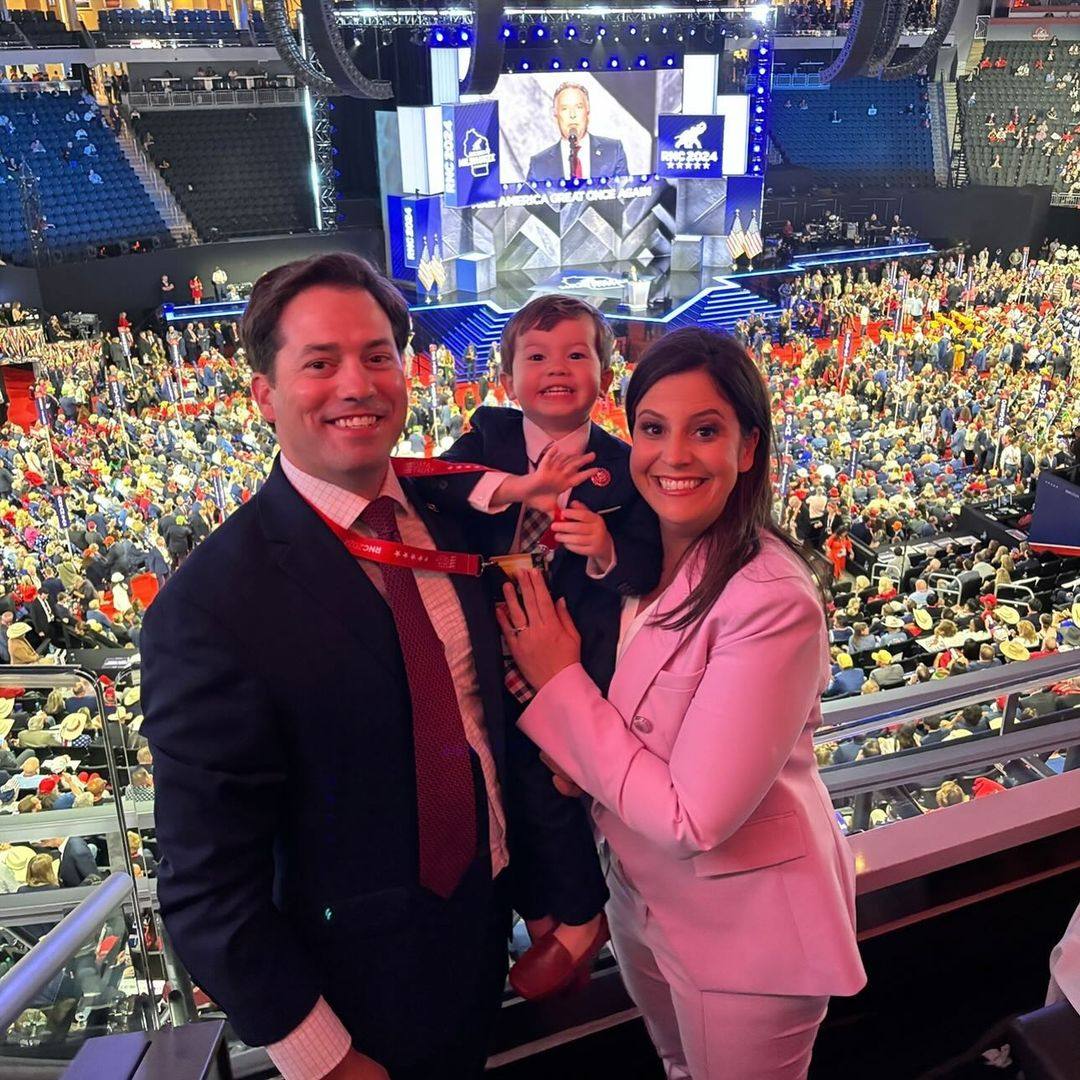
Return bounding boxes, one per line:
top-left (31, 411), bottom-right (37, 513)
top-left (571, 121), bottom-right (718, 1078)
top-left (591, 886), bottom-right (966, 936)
top-left (631, 715), bottom-right (653, 734)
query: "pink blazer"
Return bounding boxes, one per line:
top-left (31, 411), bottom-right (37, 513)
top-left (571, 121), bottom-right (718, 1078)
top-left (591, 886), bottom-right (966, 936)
top-left (519, 533), bottom-right (867, 998)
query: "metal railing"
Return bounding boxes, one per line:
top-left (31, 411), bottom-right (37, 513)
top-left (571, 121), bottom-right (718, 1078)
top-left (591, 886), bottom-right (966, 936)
top-left (125, 87), bottom-right (299, 110)
top-left (817, 649), bottom-right (1080, 746)
top-left (0, 872), bottom-right (132, 1032)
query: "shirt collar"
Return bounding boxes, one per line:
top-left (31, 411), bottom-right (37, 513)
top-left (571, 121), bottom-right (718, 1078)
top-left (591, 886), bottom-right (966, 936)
top-left (522, 416), bottom-right (592, 465)
top-left (279, 453), bottom-right (410, 531)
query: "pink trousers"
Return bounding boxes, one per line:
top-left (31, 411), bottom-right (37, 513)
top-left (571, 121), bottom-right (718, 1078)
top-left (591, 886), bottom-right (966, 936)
top-left (606, 857), bottom-right (829, 1079)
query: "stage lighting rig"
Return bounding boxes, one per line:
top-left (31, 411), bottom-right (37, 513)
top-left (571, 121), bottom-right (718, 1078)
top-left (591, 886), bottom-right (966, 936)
top-left (818, 0), bottom-right (963, 81)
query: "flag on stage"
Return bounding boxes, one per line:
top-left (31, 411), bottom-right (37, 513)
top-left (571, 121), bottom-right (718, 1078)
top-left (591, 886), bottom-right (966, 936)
top-left (726, 209), bottom-right (746, 262)
top-left (417, 238), bottom-right (436, 294)
top-left (431, 234), bottom-right (448, 292)
top-left (744, 211), bottom-right (763, 261)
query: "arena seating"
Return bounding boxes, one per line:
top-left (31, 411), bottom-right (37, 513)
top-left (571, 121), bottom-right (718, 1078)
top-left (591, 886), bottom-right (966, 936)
top-left (775, 0), bottom-right (937, 34)
top-left (0, 94), bottom-right (169, 264)
top-left (95, 8), bottom-right (242, 46)
top-left (962, 41), bottom-right (1080, 194)
top-left (132, 108), bottom-right (314, 239)
top-left (249, 12), bottom-right (274, 45)
top-left (771, 76), bottom-right (936, 186)
top-left (0, 20), bottom-right (29, 47)
top-left (10, 11), bottom-right (82, 47)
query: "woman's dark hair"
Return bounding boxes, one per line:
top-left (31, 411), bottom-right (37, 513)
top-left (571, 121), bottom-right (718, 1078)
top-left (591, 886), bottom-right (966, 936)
top-left (624, 327), bottom-right (822, 632)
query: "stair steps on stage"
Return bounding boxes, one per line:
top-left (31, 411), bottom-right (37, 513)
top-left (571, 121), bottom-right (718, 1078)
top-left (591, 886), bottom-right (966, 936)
top-left (410, 280), bottom-right (783, 370)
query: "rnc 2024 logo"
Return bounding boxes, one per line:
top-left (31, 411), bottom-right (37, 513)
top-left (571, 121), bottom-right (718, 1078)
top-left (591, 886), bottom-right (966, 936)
top-left (659, 118), bottom-right (720, 173)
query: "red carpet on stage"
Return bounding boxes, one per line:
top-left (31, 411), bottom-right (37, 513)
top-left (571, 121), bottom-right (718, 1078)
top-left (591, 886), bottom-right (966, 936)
top-left (2, 366), bottom-right (36, 430)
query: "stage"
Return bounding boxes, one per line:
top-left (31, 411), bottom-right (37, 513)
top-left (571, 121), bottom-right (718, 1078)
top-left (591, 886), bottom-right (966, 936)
top-left (404, 240), bottom-right (936, 358)
top-left (158, 239), bottom-right (936, 362)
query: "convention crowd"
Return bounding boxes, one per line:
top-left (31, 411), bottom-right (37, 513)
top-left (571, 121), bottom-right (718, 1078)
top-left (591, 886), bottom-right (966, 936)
top-left (0, 244), bottom-right (1077, 849)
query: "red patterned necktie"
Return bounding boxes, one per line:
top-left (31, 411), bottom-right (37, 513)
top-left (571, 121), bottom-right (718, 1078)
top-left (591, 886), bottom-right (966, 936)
top-left (570, 145), bottom-right (582, 180)
top-left (359, 495), bottom-right (477, 898)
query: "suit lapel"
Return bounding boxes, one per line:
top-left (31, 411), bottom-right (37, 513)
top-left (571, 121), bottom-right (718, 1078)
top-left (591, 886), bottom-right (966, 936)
top-left (607, 564), bottom-right (696, 722)
top-left (257, 461), bottom-right (402, 677)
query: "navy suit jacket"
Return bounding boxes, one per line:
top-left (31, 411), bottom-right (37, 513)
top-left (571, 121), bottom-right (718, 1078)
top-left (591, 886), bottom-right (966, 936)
top-left (140, 458), bottom-right (567, 1065)
top-left (427, 406), bottom-right (662, 696)
top-left (527, 133), bottom-right (629, 182)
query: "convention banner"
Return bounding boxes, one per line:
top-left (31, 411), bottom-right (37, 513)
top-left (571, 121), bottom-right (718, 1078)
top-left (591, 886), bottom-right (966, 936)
top-left (52, 490), bottom-right (70, 531)
top-left (386, 194), bottom-right (443, 282)
top-left (782, 409), bottom-right (796, 445)
top-left (996, 394), bottom-right (1008, 429)
top-left (108, 376), bottom-right (125, 411)
top-left (656, 115), bottom-right (726, 179)
top-left (442, 101), bottom-right (500, 207)
top-left (212, 471), bottom-right (227, 510)
top-left (1036, 377), bottom-right (1051, 411)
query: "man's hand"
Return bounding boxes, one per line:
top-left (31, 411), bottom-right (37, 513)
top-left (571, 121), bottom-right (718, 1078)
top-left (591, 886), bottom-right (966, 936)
top-left (551, 502), bottom-right (614, 564)
top-left (323, 1048), bottom-right (390, 1080)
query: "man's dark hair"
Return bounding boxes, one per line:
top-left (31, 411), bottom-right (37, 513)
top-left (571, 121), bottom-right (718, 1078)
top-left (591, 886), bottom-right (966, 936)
top-left (240, 252), bottom-right (411, 379)
top-left (961, 704), bottom-right (983, 728)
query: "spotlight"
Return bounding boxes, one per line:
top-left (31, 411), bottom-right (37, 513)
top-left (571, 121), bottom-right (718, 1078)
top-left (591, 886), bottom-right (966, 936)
top-left (664, 55), bottom-right (676, 66)
top-left (751, 4), bottom-right (770, 23)
top-left (608, 56), bottom-right (620, 68)
top-left (501, 25), bottom-right (513, 39)
top-left (552, 58), bottom-right (561, 69)
top-left (753, 124), bottom-right (762, 134)
top-left (628, 25), bottom-right (637, 35)
top-left (580, 57), bottom-right (590, 68)
top-left (636, 55), bottom-right (647, 68)
top-left (433, 27), bottom-right (446, 44)
top-left (521, 60), bottom-right (530, 70)
top-left (533, 23), bottom-right (547, 40)
top-left (598, 25), bottom-right (607, 37)
top-left (566, 24), bottom-right (577, 38)
top-left (758, 46), bottom-right (768, 56)
top-left (660, 26), bottom-right (669, 35)
top-left (458, 28), bottom-right (471, 45)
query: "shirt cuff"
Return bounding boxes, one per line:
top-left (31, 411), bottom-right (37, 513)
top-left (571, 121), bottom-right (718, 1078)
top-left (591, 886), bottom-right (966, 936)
top-left (266, 997), bottom-right (352, 1080)
top-left (585, 541), bottom-right (617, 580)
top-left (468, 470), bottom-right (512, 513)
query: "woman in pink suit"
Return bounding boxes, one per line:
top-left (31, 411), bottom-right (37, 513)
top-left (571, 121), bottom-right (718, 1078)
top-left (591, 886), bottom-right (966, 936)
top-left (499, 328), bottom-right (866, 1079)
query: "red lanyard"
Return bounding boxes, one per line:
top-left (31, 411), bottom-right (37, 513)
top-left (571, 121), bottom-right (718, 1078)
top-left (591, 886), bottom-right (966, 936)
top-left (389, 458), bottom-right (490, 479)
top-left (302, 457), bottom-right (553, 578)
top-left (310, 503), bottom-right (485, 576)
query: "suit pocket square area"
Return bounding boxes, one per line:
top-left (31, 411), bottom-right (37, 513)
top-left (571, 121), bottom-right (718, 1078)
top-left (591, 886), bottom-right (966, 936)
top-left (690, 812), bottom-right (806, 878)
top-left (651, 668), bottom-right (706, 692)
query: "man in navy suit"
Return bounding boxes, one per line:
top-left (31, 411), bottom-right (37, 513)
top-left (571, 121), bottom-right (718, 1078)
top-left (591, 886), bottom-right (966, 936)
top-left (526, 82), bottom-right (629, 183)
top-left (141, 254), bottom-right (592, 1080)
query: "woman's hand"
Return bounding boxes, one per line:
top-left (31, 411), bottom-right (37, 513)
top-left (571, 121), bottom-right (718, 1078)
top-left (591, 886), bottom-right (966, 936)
top-left (496, 569), bottom-right (581, 691)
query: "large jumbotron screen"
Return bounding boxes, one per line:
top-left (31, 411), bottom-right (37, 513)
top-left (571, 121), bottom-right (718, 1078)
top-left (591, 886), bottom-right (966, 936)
top-left (485, 71), bottom-right (684, 184)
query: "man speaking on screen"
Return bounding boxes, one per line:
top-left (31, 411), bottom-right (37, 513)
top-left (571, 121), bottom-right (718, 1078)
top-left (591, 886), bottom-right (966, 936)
top-left (527, 82), bottom-right (629, 183)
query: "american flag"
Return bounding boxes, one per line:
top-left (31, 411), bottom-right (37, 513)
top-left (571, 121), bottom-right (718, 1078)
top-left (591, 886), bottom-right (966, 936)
top-left (726, 209), bottom-right (746, 262)
top-left (744, 210), bottom-right (763, 261)
top-left (417, 239), bottom-right (436, 293)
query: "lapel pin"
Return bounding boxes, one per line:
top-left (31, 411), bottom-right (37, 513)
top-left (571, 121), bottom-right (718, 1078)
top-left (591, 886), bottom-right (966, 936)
top-left (591, 467), bottom-right (612, 487)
